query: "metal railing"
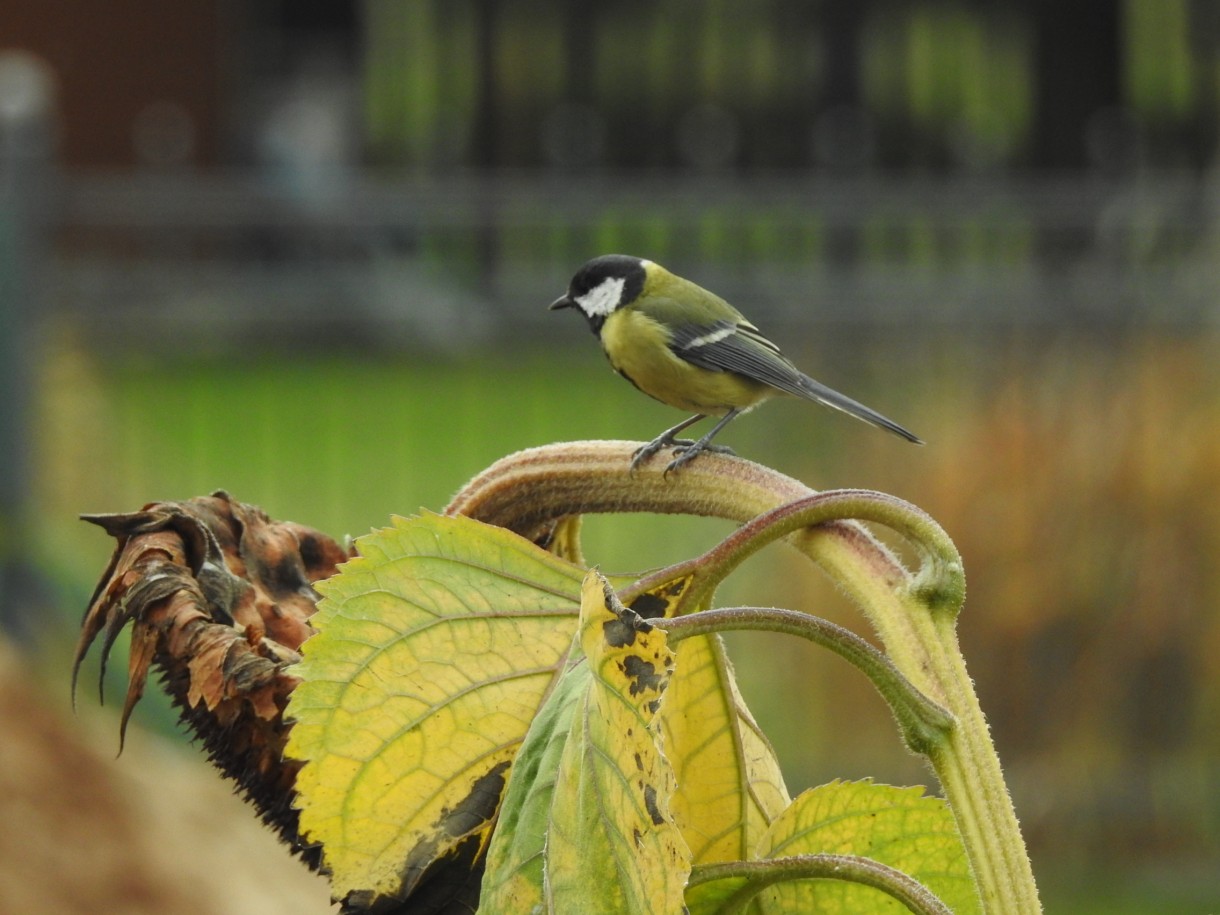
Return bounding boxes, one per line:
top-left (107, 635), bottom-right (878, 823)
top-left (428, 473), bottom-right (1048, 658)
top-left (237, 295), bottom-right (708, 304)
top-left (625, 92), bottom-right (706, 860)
top-left (31, 167), bottom-right (1220, 351)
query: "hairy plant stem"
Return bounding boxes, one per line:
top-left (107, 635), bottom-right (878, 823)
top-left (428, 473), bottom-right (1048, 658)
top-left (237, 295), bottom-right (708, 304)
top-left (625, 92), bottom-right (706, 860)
top-left (660, 607), bottom-right (953, 756)
top-left (688, 855), bottom-right (954, 915)
top-left (447, 441), bottom-right (1042, 915)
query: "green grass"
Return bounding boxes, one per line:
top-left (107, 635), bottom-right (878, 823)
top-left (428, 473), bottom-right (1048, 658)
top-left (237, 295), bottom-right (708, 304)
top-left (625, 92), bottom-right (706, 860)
top-left (43, 347), bottom-right (813, 581)
top-left (1038, 864), bottom-right (1220, 914)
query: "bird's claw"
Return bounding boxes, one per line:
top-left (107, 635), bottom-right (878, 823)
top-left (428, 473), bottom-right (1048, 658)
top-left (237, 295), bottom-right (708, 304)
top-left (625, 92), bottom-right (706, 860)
top-left (629, 411), bottom-right (737, 474)
top-left (629, 437), bottom-right (696, 472)
top-left (662, 441), bottom-right (735, 475)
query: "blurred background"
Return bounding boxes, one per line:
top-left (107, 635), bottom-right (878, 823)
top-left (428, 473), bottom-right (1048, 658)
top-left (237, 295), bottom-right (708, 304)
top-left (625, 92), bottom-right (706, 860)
top-left (1, 1), bottom-right (1218, 912)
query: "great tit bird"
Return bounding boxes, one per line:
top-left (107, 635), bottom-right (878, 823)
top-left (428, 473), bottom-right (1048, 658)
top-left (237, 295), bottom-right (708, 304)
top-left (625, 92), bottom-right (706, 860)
top-left (550, 254), bottom-right (922, 472)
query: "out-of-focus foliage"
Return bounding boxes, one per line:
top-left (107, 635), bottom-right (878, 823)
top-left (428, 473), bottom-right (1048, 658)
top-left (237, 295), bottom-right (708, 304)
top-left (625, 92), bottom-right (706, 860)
top-left (363, 0), bottom-right (1213, 169)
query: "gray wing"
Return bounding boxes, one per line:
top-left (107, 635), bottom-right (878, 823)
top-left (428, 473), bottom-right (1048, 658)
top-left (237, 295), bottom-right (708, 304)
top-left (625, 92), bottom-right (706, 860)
top-left (669, 320), bottom-right (812, 398)
top-left (671, 320), bottom-right (923, 443)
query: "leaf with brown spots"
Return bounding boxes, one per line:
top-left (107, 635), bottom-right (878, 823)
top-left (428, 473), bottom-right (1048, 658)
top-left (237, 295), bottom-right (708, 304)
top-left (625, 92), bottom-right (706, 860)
top-left (545, 571), bottom-right (689, 913)
top-left (480, 570), bottom-right (690, 914)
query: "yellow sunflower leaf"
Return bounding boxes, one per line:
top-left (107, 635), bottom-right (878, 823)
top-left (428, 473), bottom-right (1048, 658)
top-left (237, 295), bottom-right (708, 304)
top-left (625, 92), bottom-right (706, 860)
top-left (662, 632), bottom-right (791, 865)
top-left (626, 578), bottom-right (791, 867)
top-left (761, 780), bottom-right (979, 915)
top-left (283, 512), bottom-right (586, 907)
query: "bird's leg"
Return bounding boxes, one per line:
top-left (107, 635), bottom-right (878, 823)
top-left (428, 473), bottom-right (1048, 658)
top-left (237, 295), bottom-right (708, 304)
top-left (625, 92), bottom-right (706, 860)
top-left (630, 414), bottom-right (706, 471)
top-left (665, 409), bottom-right (741, 474)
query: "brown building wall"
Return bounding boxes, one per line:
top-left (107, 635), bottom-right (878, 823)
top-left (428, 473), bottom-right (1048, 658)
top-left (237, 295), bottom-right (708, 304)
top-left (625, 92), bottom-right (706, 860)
top-left (0, 1), bottom-right (221, 166)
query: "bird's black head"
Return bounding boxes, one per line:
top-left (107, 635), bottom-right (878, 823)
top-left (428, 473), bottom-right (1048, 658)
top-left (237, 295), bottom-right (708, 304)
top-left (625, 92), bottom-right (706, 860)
top-left (549, 254), bottom-right (648, 333)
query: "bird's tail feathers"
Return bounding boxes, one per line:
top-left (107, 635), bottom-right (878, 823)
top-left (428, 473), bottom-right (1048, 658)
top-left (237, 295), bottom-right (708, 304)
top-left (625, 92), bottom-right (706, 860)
top-left (797, 374), bottom-right (923, 444)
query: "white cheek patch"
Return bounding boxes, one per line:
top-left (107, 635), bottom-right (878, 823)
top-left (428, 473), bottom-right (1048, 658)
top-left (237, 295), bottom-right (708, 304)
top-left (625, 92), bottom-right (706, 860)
top-left (574, 276), bottom-right (626, 317)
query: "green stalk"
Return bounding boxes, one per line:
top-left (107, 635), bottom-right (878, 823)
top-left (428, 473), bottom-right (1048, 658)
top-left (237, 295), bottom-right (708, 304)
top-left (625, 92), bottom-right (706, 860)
top-left (660, 607), bottom-right (952, 756)
top-left (688, 855), bottom-right (954, 915)
top-left (447, 441), bottom-right (1043, 914)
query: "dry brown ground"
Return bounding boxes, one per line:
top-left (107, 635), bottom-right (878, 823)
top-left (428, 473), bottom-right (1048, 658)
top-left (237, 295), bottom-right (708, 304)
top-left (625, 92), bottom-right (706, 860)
top-left (0, 640), bottom-right (337, 915)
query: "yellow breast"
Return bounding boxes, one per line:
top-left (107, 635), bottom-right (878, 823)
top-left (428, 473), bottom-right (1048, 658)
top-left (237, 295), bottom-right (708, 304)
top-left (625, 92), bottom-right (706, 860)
top-left (599, 309), bottom-right (771, 415)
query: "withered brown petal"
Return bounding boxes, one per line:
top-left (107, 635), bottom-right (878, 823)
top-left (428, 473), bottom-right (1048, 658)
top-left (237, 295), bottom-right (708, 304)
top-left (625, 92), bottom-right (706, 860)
top-left (74, 492), bottom-right (351, 864)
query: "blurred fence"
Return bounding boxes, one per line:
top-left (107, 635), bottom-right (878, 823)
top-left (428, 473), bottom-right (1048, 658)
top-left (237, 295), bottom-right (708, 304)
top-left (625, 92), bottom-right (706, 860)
top-left (43, 167), bottom-right (1220, 352)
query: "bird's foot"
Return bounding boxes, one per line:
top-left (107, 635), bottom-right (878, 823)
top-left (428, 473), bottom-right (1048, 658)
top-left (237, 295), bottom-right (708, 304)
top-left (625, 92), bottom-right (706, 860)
top-left (629, 436), bottom-right (696, 472)
top-left (663, 440), bottom-right (735, 475)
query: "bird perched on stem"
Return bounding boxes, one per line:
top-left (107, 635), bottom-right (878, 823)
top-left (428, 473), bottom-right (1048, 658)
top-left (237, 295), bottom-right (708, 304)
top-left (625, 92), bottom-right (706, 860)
top-left (550, 254), bottom-right (922, 473)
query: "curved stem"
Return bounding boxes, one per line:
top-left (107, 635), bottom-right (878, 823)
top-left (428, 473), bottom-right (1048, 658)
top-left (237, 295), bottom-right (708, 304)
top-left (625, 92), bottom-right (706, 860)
top-left (446, 441), bottom-right (828, 539)
top-left (447, 442), bottom-right (1042, 915)
top-left (660, 607), bottom-right (953, 756)
top-left (623, 489), bottom-right (963, 623)
top-left (688, 855), bottom-right (953, 915)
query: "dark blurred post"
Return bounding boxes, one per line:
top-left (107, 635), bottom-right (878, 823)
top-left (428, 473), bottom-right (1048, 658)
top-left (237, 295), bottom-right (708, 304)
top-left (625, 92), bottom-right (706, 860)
top-left (0, 52), bottom-right (56, 642)
top-left (471, 0), bottom-right (500, 294)
top-left (1029, 1), bottom-right (1124, 170)
top-left (815, 1), bottom-right (868, 268)
top-left (1187, 0), bottom-right (1220, 165)
top-left (1028, 0), bottom-right (1125, 310)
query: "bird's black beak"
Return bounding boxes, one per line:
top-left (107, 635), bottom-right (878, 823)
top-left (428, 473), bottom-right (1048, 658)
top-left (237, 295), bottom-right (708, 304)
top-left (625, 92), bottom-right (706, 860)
top-left (549, 294), bottom-right (573, 311)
